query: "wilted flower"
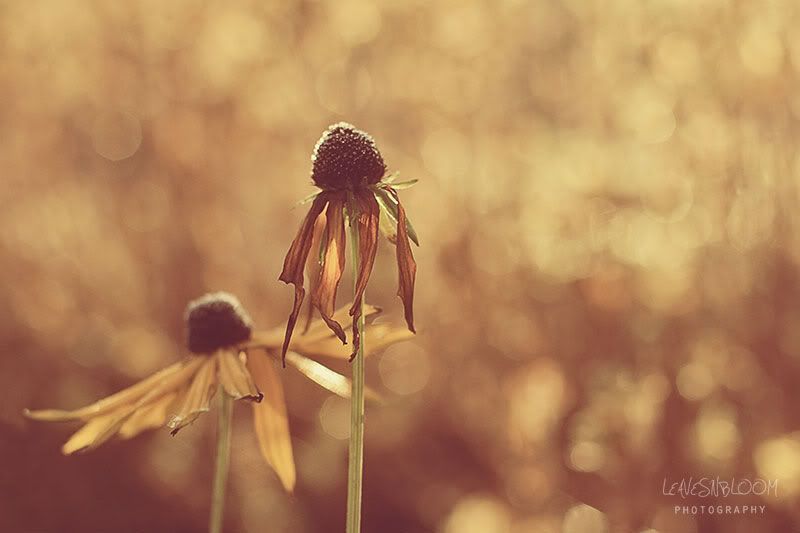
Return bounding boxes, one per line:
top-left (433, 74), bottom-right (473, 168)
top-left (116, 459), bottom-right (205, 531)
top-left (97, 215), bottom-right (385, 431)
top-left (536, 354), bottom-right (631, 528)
top-left (280, 122), bottom-right (418, 362)
top-left (25, 292), bottom-right (412, 491)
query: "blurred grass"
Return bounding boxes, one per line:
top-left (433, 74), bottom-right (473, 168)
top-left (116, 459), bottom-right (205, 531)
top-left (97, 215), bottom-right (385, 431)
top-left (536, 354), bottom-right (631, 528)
top-left (3, 0), bottom-right (800, 532)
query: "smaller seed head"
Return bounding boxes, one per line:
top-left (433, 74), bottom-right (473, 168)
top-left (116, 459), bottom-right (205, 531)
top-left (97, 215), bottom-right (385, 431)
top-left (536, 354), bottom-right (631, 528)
top-left (185, 292), bottom-right (253, 354)
top-left (311, 122), bottom-right (387, 190)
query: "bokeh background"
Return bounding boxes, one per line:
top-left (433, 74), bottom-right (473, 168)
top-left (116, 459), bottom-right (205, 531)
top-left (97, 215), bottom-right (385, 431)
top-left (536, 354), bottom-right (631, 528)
top-left (2, 0), bottom-right (800, 531)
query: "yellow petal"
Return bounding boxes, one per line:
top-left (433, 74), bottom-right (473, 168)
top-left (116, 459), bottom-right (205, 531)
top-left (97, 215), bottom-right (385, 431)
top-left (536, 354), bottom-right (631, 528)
top-left (167, 357), bottom-right (218, 435)
top-left (296, 322), bottom-right (414, 360)
top-left (62, 411), bottom-right (127, 455)
top-left (243, 304), bottom-right (383, 353)
top-left (248, 353), bottom-right (296, 492)
top-left (362, 324), bottom-right (417, 353)
top-left (217, 350), bottom-right (262, 402)
top-left (301, 303), bottom-right (382, 345)
top-left (25, 359), bottom-right (199, 422)
top-left (241, 329), bottom-right (284, 350)
top-left (285, 351), bottom-right (382, 404)
top-left (118, 391), bottom-right (180, 440)
top-left (48, 358), bottom-right (206, 454)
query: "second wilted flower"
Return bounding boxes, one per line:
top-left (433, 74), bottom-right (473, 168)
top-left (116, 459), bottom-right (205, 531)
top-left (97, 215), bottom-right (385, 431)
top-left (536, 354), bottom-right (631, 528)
top-left (25, 292), bottom-right (411, 491)
top-left (280, 122), bottom-right (418, 362)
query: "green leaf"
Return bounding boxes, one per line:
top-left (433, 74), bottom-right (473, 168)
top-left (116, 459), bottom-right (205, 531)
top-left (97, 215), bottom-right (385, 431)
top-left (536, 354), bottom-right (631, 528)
top-left (373, 189), bottom-right (420, 246)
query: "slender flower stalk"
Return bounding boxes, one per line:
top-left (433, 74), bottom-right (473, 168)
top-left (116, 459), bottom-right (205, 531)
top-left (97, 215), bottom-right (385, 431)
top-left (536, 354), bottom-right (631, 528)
top-left (346, 213), bottom-right (366, 533)
top-left (209, 390), bottom-right (233, 533)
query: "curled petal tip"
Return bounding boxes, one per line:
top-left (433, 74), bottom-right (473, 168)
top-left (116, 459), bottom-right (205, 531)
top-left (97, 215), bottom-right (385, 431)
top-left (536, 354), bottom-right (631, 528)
top-left (63, 446), bottom-right (89, 456)
top-left (328, 322), bottom-right (347, 345)
top-left (234, 392), bottom-right (264, 403)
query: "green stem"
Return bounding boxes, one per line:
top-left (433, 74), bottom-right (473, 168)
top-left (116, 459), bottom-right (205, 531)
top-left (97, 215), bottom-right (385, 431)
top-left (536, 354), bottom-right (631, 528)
top-left (346, 213), bottom-right (366, 533)
top-left (209, 389), bottom-right (233, 533)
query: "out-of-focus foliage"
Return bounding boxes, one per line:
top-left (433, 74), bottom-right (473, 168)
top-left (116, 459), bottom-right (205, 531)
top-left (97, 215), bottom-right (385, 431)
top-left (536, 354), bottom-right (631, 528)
top-left (2, 0), bottom-right (800, 532)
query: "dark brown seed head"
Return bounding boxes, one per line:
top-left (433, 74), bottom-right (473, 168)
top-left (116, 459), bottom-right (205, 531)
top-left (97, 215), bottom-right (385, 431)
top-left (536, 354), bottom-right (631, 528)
top-left (311, 122), bottom-right (387, 190)
top-left (185, 292), bottom-right (253, 354)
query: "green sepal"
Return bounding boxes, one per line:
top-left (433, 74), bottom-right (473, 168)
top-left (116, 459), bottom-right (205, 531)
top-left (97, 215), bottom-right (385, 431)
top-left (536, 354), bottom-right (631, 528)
top-left (296, 190), bottom-right (321, 208)
top-left (373, 188), bottom-right (420, 246)
top-left (318, 224), bottom-right (328, 266)
top-left (380, 171), bottom-right (400, 185)
top-left (387, 179), bottom-right (418, 190)
top-left (378, 203), bottom-right (398, 243)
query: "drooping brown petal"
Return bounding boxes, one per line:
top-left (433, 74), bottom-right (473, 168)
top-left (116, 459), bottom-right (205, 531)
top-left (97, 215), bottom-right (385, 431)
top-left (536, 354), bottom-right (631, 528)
top-left (285, 350), bottom-right (382, 403)
top-left (168, 356), bottom-right (218, 435)
top-left (248, 353), bottom-right (296, 492)
top-left (301, 210), bottom-right (328, 334)
top-left (118, 391), bottom-right (180, 440)
top-left (348, 189), bottom-right (380, 358)
top-left (279, 194), bottom-right (329, 365)
top-left (394, 193), bottom-right (417, 333)
top-left (311, 196), bottom-right (347, 343)
top-left (24, 359), bottom-right (198, 422)
top-left (217, 350), bottom-right (263, 402)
